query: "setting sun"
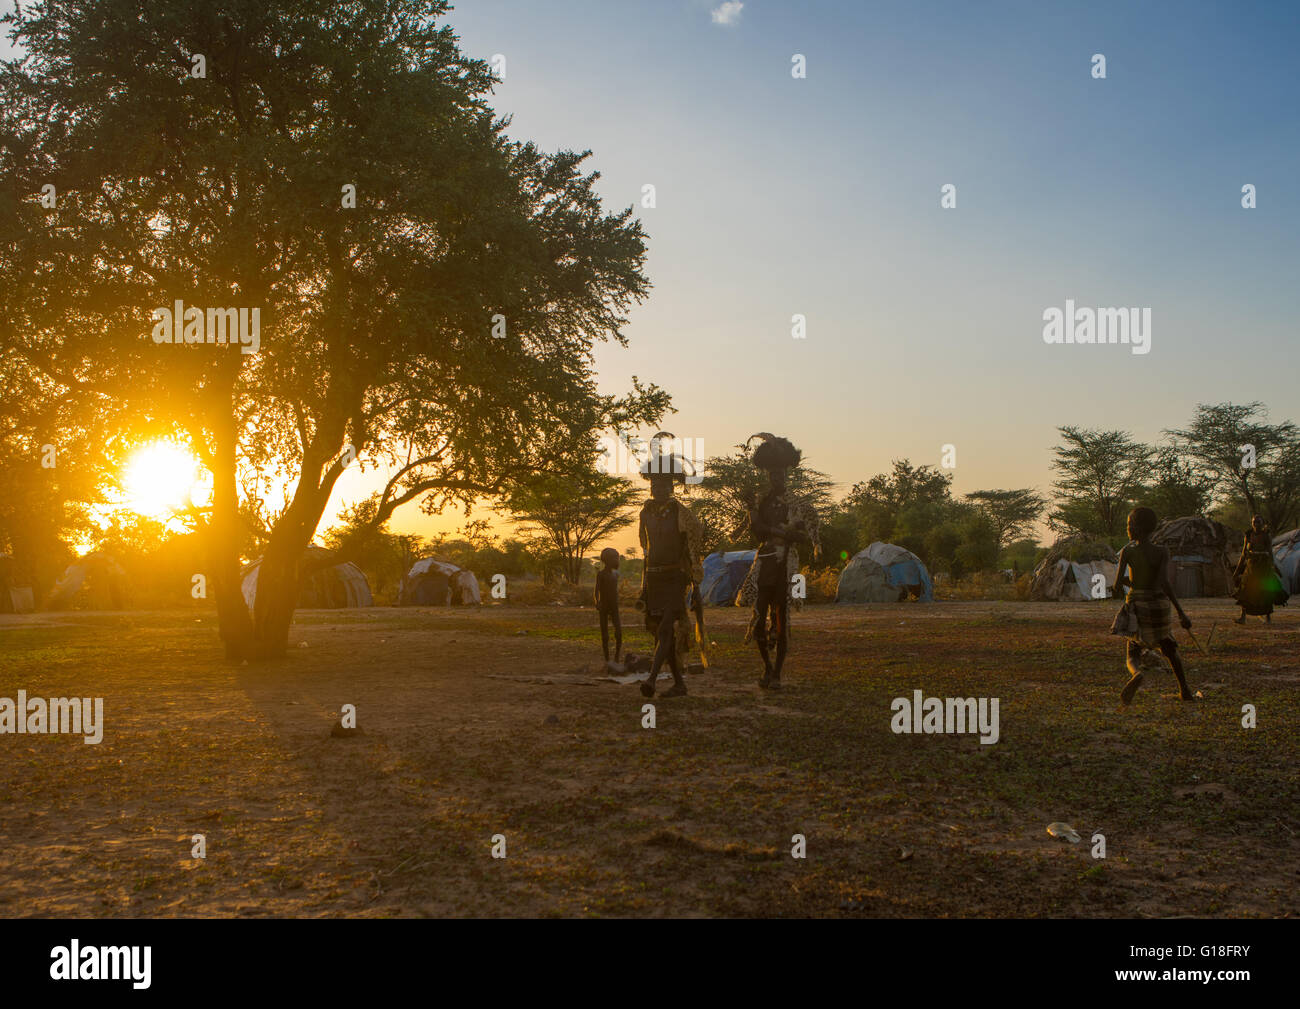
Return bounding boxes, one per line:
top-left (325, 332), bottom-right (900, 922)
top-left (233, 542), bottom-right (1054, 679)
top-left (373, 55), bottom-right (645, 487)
top-left (121, 441), bottom-right (207, 520)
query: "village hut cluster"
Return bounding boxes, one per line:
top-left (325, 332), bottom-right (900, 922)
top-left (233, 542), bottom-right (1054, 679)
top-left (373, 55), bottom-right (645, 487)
top-left (10, 513), bottom-right (1299, 616)
top-left (2, 544), bottom-right (490, 615)
top-left (1029, 516), bottom-right (1252, 602)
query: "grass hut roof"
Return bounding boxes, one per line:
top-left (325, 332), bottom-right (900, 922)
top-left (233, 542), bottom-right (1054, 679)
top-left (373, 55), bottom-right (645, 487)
top-left (1039, 535), bottom-right (1118, 567)
top-left (1151, 516), bottom-right (1238, 557)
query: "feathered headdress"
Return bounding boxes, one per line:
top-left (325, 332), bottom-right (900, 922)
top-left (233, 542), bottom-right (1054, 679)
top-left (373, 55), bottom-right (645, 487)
top-left (747, 432), bottom-right (801, 472)
top-left (639, 430), bottom-right (694, 483)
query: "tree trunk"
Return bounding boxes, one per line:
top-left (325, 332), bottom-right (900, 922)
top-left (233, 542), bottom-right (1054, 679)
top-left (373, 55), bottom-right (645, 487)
top-left (208, 399), bottom-right (325, 659)
top-left (248, 482), bottom-right (337, 658)
top-left (249, 528), bottom-right (311, 659)
top-left (210, 410), bottom-right (255, 660)
top-left (205, 342), bottom-right (358, 659)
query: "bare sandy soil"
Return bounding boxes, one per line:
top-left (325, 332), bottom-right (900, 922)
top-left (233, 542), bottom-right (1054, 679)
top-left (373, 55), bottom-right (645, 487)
top-left (1, 599), bottom-right (1296, 917)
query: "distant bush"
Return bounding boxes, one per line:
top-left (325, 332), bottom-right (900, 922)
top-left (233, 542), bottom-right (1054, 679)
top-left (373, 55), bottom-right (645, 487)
top-left (802, 565), bottom-right (840, 603)
top-left (937, 570), bottom-right (1022, 601)
top-left (498, 576), bottom-right (568, 607)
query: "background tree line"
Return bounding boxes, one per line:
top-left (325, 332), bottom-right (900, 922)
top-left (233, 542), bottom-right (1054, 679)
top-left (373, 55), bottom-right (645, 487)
top-left (7, 398), bottom-right (1298, 605)
top-left (1047, 402), bottom-right (1300, 543)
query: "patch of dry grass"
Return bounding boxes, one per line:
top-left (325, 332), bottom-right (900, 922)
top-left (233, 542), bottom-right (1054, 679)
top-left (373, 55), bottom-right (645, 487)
top-left (1, 600), bottom-right (1296, 917)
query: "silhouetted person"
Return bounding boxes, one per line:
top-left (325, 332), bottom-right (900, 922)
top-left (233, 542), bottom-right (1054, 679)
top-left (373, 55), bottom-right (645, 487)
top-left (635, 448), bottom-right (703, 699)
top-left (594, 547), bottom-right (622, 664)
top-left (737, 433), bottom-right (819, 690)
top-left (1113, 506), bottom-right (1194, 705)
top-left (1232, 514), bottom-right (1288, 624)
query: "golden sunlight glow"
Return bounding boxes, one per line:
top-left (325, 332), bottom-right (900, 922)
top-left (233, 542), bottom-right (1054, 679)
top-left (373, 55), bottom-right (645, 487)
top-left (122, 441), bottom-right (206, 520)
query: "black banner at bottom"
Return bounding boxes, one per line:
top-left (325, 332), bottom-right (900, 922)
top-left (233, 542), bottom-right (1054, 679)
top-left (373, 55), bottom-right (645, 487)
top-left (0, 917), bottom-right (1284, 996)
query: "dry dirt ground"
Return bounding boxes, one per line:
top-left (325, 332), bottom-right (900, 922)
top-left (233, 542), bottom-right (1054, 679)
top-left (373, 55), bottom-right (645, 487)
top-left (1, 600), bottom-right (1297, 918)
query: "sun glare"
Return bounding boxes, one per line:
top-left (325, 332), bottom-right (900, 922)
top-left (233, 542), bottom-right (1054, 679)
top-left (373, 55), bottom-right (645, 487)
top-left (122, 441), bottom-right (206, 520)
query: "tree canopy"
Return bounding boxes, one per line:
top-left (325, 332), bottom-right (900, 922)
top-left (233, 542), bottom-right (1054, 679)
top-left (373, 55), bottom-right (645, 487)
top-left (964, 488), bottom-right (1045, 552)
top-left (1166, 402), bottom-right (1300, 531)
top-left (0, 0), bottom-right (667, 655)
top-left (506, 469), bottom-right (639, 585)
top-left (1048, 427), bottom-right (1151, 538)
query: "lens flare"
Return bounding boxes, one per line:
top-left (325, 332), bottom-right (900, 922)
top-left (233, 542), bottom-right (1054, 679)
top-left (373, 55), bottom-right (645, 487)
top-left (122, 441), bottom-right (204, 519)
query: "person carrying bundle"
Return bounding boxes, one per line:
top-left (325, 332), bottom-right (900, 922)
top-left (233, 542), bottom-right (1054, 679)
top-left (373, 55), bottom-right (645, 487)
top-left (736, 433), bottom-right (820, 691)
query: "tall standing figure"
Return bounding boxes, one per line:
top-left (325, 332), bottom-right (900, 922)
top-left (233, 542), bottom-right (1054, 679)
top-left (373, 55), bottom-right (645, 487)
top-left (636, 445), bottom-right (704, 698)
top-left (1232, 515), bottom-right (1289, 624)
top-left (737, 433), bottom-right (820, 690)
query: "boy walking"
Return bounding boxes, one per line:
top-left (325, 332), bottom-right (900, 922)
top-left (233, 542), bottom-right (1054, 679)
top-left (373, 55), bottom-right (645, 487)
top-left (1112, 507), bottom-right (1195, 705)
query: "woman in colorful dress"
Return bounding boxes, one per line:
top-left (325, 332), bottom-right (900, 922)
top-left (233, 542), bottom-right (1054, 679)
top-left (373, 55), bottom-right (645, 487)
top-left (1232, 514), bottom-right (1289, 624)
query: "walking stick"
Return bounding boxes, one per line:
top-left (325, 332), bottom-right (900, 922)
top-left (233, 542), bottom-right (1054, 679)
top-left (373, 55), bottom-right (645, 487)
top-left (691, 583), bottom-right (711, 669)
top-left (1185, 627), bottom-right (1209, 657)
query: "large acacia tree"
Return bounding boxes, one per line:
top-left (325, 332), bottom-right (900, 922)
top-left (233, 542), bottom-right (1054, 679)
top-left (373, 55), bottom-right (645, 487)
top-left (506, 469), bottom-right (639, 586)
top-left (843, 458), bottom-right (952, 547)
top-left (1047, 427), bottom-right (1151, 537)
top-left (1166, 403), bottom-right (1300, 530)
top-left (0, 0), bottom-right (666, 657)
top-left (964, 488), bottom-right (1045, 552)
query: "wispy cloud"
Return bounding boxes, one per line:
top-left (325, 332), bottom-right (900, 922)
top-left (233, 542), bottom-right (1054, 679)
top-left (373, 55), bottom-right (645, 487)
top-left (710, 2), bottom-right (744, 27)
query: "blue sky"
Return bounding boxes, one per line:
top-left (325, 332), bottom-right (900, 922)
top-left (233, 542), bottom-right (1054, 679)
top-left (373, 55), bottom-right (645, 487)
top-left (420, 0), bottom-right (1300, 542)
top-left (6, 1), bottom-right (1298, 545)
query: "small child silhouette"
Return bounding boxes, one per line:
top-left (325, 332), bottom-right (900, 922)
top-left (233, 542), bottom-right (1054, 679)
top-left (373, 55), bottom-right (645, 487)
top-left (594, 547), bottom-right (622, 665)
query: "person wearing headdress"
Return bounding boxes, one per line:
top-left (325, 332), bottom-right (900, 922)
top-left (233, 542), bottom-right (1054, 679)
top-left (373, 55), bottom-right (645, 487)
top-left (635, 435), bottom-right (704, 698)
top-left (1232, 514), bottom-right (1289, 624)
top-left (736, 433), bottom-right (820, 690)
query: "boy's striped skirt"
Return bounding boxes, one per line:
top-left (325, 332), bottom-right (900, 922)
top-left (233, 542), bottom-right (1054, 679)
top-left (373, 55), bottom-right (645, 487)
top-left (1124, 589), bottom-right (1173, 649)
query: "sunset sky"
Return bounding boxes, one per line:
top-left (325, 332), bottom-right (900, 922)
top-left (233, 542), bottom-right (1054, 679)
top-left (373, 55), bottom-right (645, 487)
top-left (401, 0), bottom-right (1300, 546)
top-left (7, 0), bottom-right (1298, 549)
